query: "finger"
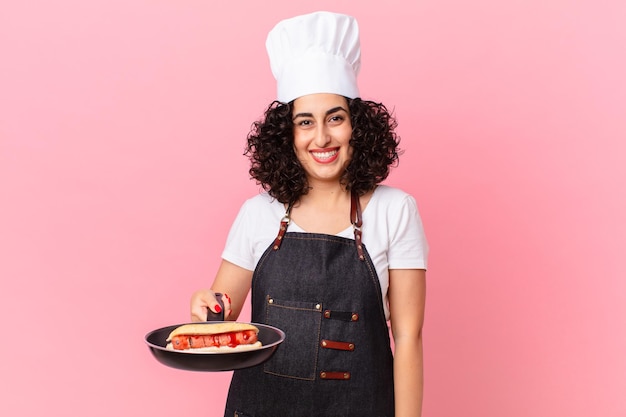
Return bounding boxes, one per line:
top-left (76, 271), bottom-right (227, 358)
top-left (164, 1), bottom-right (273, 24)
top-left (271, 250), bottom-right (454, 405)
top-left (209, 292), bottom-right (223, 315)
top-left (221, 293), bottom-right (232, 311)
top-left (190, 290), bottom-right (215, 321)
top-left (211, 303), bottom-right (222, 314)
top-left (222, 293), bottom-right (232, 319)
top-left (190, 306), bottom-right (208, 322)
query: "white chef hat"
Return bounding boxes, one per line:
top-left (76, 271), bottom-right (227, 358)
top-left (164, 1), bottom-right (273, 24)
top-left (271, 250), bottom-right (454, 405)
top-left (266, 11), bottom-right (361, 103)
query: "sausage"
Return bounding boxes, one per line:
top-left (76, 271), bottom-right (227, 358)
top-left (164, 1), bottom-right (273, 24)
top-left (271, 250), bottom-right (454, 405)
top-left (169, 329), bottom-right (259, 350)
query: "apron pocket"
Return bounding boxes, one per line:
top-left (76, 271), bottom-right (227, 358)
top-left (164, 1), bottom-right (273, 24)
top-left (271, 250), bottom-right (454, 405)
top-left (263, 296), bottom-right (322, 380)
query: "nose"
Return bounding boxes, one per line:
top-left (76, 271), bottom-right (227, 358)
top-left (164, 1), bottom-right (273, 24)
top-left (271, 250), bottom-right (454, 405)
top-left (313, 125), bottom-right (331, 147)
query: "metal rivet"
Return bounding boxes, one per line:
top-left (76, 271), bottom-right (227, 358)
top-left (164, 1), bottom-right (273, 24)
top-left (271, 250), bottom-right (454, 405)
top-left (315, 304), bottom-right (321, 310)
top-left (324, 310), bottom-right (331, 318)
top-left (351, 313), bottom-right (359, 321)
top-left (320, 372), bottom-right (327, 379)
top-left (321, 340), bottom-right (327, 347)
top-left (344, 373), bottom-right (350, 379)
top-left (268, 298), bottom-right (274, 304)
top-left (349, 344), bottom-right (355, 350)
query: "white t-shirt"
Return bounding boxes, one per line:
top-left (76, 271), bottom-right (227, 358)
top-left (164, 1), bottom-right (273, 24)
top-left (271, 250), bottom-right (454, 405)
top-left (222, 185), bottom-right (429, 319)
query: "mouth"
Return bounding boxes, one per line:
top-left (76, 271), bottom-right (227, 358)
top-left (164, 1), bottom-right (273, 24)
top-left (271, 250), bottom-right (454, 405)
top-left (310, 148), bottom-right (339, 163)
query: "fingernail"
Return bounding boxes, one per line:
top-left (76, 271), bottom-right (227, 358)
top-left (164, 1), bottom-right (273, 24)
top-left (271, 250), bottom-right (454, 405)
top-left (225, 293), bottom-right (231, 303)
top-left (214, 304), bottom-right (222, 313)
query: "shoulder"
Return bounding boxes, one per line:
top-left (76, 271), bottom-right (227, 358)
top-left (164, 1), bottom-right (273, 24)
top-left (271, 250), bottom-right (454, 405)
top-left (230, 192), bottom-right (285, 230)
top-left (239, 192), bottom-right (284, 213)
top-left (223, 192), bottom-right (285, 270)
top-left (368, 185), bottom-right (417, 210)
top-left (363, 185), bottom-right (425, 235)
top-left (242, 191), bottom-right (277, 206)
top-left (372, 185), bottom-right (412, 199)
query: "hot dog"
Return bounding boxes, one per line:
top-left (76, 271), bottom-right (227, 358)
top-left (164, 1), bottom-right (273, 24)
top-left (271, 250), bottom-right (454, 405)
top-left (165, 322), bottom-right (261, 352)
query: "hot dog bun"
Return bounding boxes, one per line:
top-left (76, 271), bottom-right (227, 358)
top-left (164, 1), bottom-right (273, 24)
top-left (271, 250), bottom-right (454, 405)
top-left (165, 322), bottom-right (262, 352)
top-left (166, 322), bottom-right (259, 340)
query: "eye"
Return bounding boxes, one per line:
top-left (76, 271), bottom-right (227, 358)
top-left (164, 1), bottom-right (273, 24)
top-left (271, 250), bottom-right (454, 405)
top-left (296, 119), bottom-right (314, 127)
top-left (328, 115), bottom-right (345, 124)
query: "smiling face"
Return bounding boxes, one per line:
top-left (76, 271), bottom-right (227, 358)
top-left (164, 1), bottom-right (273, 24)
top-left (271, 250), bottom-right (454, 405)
top-left (292, 93), bottom-right (353, 186)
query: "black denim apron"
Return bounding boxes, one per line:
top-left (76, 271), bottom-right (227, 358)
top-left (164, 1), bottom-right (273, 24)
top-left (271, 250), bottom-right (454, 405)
top-left (225, 193), bottom-right (394, 417)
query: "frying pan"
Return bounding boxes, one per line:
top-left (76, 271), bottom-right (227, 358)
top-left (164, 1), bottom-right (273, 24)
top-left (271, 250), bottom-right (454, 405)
top-left (145, 322), bottom-right (285, 372)
top-left (144, 294), bottom-right (285, 372)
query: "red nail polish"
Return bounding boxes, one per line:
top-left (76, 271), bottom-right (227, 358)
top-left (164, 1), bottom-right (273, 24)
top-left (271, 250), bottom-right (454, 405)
top-left (225, 293), bottom-right (231, 303)
top-left (215, 304), bottom-right (222, 313)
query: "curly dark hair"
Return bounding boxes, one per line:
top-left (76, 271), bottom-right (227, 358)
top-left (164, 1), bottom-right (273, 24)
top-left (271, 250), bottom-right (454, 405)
top-left (245, 97), bottom-right (401, 204)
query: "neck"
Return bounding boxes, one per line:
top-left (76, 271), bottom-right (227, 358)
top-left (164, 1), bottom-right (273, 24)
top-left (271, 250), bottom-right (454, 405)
top-left (288, 182), bottom-right (353, 234)
top-left (302, 182), bottom-right (349, 202)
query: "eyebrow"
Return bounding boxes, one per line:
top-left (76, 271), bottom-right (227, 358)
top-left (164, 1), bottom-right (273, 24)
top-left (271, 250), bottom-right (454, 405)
top-left (292, 106), bottom-right (348, 120)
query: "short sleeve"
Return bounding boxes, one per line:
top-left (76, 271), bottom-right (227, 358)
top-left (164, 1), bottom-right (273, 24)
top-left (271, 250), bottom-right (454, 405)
top-left (387, 194), bottom-right (429, 270)
top-left (221, 200), bottom-right (257, 271)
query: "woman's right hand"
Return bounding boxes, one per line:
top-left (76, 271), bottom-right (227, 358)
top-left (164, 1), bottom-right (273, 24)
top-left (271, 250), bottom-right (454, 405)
top-left (190, 289), bottom-right (232, 322)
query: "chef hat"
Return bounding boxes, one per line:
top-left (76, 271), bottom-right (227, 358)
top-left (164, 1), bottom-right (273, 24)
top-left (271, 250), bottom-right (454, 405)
top-left (266, 11), bottom-right (361, 103)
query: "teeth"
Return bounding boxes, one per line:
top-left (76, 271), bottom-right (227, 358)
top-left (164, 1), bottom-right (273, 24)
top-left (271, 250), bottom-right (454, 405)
top-left (312, 150), bottom-right (338, 159)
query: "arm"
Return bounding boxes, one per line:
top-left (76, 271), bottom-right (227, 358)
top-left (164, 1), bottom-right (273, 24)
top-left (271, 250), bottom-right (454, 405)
top-left (190, 259), bottom-right (253, 322)
top-left (388, 268), bottom-right (426, 417)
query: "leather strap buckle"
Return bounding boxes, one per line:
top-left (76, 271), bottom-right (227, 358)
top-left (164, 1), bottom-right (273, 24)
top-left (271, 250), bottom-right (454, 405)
top-left (350, 192), bottom-right (365, 261)
top-left (320, 371), bottom-right (351, 380)
top-left (272, 203), bottom-right (293, 250)
top-left (323, 309), bottom-right (359, 322)
top-left (321, 339), bottom-right (355, 351)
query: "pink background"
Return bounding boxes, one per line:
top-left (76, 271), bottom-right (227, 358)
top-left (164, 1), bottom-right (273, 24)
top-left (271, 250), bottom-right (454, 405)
top-left (1, 1), bottom-right (625, 416)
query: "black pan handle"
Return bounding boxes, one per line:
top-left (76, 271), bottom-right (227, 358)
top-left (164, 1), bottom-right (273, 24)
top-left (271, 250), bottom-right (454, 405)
top-left (206, 292), bottom-right (225, 321)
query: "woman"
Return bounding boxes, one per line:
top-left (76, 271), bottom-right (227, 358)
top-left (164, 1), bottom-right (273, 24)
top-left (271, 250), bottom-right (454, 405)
top-left (190, 11), bottom-right (428, 417)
